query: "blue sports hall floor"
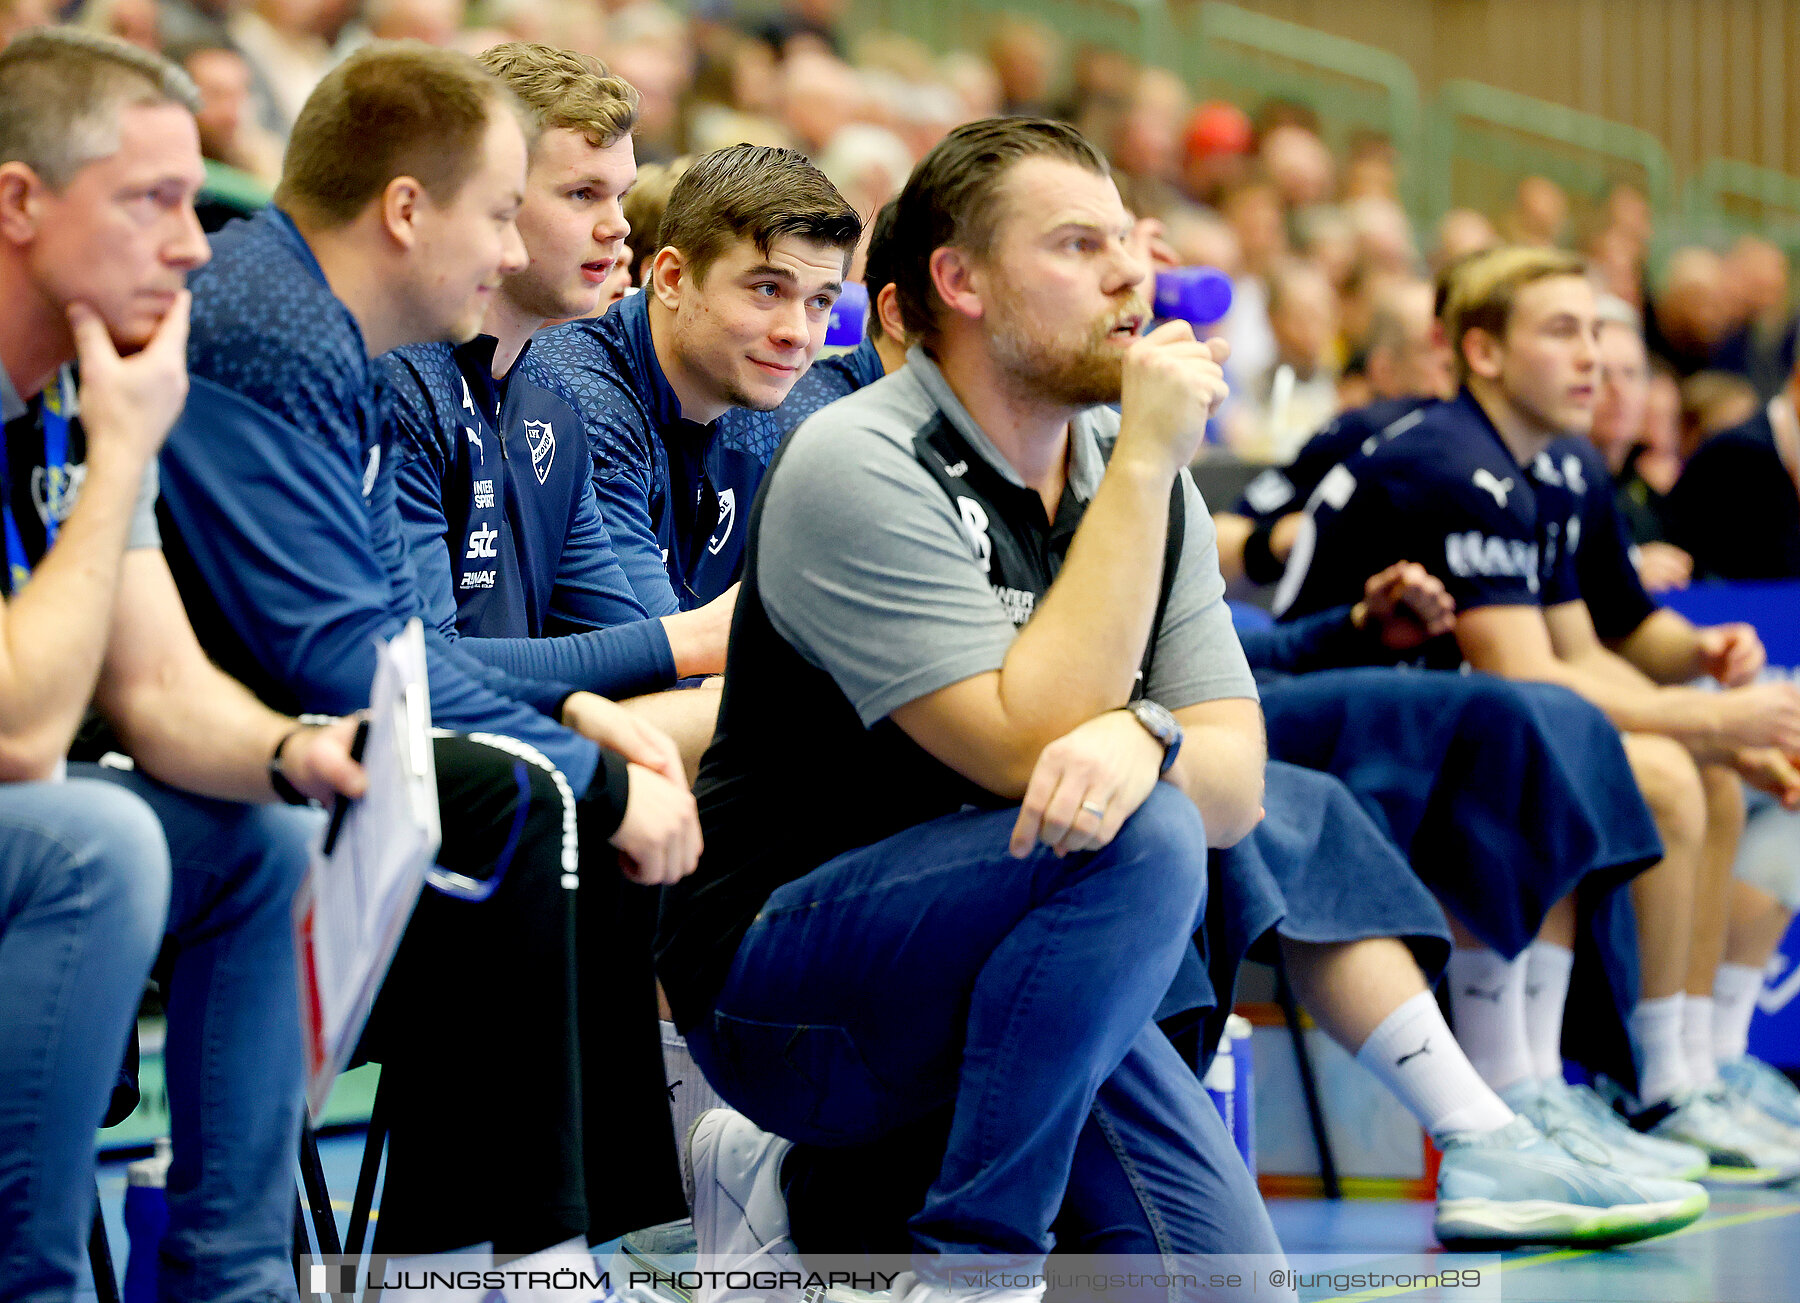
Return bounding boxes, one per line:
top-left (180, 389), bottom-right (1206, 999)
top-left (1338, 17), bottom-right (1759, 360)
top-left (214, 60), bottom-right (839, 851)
top-left (84, 1130), bottom-right (1800, 1303)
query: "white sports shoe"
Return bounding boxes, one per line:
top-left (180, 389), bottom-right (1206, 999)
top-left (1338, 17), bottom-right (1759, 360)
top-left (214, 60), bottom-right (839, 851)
top-left (684, 1109), bottom-right (801, 1300)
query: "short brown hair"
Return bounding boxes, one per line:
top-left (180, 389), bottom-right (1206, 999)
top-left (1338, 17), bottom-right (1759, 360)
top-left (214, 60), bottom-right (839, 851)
top-left (1441, 244), bottom-right (1587, 381)
top-left (276, 41), bottom-right (523, 229)
top-left (477, 41), bottom-right (638, 149)
top-left (0, 28), bottom-right (198, 189)
top-left (655, 143), bottom-right (861, 285)
top-left (622, 156), bottom-right (690, 285)
top-left (890, 116), bottom-right (1109, 347)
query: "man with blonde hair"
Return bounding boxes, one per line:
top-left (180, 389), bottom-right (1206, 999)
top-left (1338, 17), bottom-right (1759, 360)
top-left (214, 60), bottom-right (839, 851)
top-left (1279, 244), bottom-right (1800, 1180)
top-left (383, 42), bottom-right (732, 774)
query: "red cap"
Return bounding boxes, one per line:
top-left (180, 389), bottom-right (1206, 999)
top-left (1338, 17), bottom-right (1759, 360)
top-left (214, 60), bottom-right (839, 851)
top-left (1185, 101), bottom-right (1253, 162)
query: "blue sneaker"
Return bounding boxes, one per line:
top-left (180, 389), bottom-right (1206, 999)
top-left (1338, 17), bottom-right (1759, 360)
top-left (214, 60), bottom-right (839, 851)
top-left (1501, 1080), bottom-right (1709, 1181)
top-left (1434, 1116), bottom-right (1708, 1248)
top-left (1719, 1057), bottom-right (1800, 1131)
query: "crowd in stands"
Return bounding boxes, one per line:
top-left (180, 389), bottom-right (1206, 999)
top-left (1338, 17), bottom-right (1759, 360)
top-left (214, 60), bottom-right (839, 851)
top-left (4, 4), bottom-right (1800, 1303)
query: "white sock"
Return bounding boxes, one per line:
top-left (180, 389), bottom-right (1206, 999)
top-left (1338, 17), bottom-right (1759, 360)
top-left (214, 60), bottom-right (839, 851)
top-left (1357, 990), bottom-right (1516, 1140)
top-left (1631, 992), bottom-right (1691, 1106)
top-left (1683, 994), bottom-right (1719, 1088)
top-left (1523, 941), bottom-right (1575, 1083)
top-left (1446, 947), bottom-right (1533, 1092)
top-left (1712, 963), bottom-right (1766, 1065)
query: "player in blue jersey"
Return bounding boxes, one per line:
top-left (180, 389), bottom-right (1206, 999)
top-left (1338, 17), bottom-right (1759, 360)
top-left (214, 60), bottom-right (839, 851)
top-left (1278, 244), bottom-right (1800, 1179)
top-left (1216, 276), bottom-right (1452, 585)
top-left (768, 195), bottom-right (908, 442)
top-left (532, 143), bottom-right (861, 615)
top-left (383, 42), bottom-right (732, 773)
top-left (157, 45), bottom-right (700, 1255)
top-left (0, 32), bottom-right (367, 1301)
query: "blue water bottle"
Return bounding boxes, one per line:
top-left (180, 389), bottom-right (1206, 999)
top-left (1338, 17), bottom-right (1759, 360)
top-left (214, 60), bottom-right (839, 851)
top-left (123, 1138), bottom-right (171, 1303)
top-left (1152, 266), bottom-right (1234, 328)
top-left (825, 280), bottom-right (869, 347)
top-left (1203, 1029), bottom-right (1236, 1150)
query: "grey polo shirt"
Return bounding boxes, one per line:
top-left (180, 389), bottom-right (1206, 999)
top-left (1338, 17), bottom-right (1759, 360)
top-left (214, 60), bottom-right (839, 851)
top-left (755, 348), bottom-right (1257, 726)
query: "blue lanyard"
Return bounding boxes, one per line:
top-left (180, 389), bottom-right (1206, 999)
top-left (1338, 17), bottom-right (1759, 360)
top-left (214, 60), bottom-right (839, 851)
top-left (3, 370), bottom-right (72, 593)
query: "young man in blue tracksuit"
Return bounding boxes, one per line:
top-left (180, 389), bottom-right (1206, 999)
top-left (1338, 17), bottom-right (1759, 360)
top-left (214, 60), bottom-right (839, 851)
top-left (382, 42), bottom-right (732, 770)
top-left (156, 45), bottom-right (700, 1255)
top-left (1277, 244), bottom-right (1800, 1180)
top-left (531, 143), bottom-right (861, 616)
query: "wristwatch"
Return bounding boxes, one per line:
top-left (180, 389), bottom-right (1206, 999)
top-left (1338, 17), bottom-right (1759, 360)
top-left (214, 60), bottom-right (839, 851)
top-left (1126, 699), bottom-right (1183, 776)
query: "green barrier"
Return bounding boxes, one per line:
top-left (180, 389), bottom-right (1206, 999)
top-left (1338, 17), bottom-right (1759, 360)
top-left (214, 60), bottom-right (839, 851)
top-left (1683, 157), bottom-right (1800, 234)
top-left (1425, 79), bottom-right (1673, 223)
top-left (849, 0), bottom-right (1171, 67)
top-left (1180, 2), bottom-right (1425, 219)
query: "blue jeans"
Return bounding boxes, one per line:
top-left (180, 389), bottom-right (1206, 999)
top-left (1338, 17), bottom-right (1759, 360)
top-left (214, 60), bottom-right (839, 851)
top-left (0, 766), bottom-right (321, 1303)
top-left (686, 786), bottom-right (1283, 1282)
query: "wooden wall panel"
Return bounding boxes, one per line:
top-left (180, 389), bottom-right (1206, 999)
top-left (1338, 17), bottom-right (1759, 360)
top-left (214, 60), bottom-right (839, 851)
top-left (1154, 0), bottom-right (1800, 180)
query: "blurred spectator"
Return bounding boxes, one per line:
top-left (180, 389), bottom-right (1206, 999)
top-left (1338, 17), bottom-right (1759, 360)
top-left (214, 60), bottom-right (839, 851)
top-left (1361, 278), bottom-right (1453, 402)
top-left (0, 0), bottom-right (51, 44)
top-left (1591, 303), bottom-right (1693, 591)
top-left (1346, 193), bottom-right (1419, 276)
top-left (621, 155), bottom-right (691, 287)
top-left (1336, 260), bottom-right (1403, 365)
top-left (1180, 98), bottom-right (1252, 205)
top-left (76, 0), bottom-right (161, 50)
top-left (364, 0), bottom-right (465, 46)
top-left (1161, 204), bottom-right (1242, 280)
top-left (172, 39), bottom-right (283, 197)
top-left (1253, 94), bottom-right (1319, 139)
top-left (750, 0), bottom-right (848, 60)
top-left (986, 13), bottom-right (1059, 116)
top-left (1109, 66), bottom-right (1188, 219)
top-left (939, 48), bottom-right (1001, 122)
top-left (1501, 174), bottom-right (1569, 247)
top-left (1714, 234), bottom-right (1797, 399)
top-left (1585, 224), bottom-right (1644, 311)
top-left (1679, 370), bottom-right (1759, 459)
top-left (1602, 180), bottom-right (1654, 253)
top-left (1343, 129), bottom-right (1399, 202)
top-left (1217, 173), bottom-right (1286, 390)
top-left (1240, 257), bottom-right (1340, 461)
top-left (816, 122), bottom-right (910, 219)
top-left (1260, 122), bottom-right (1334, 209)
top-left (1431, 207), bottom-right (1499, 273)
top-left (609, 31), bottom-right (687, 161)
top-left (779, 49), bottom-right (865, 155)
top-left (1647, 246), bottom-right (1736, 376)
top-left (1292, 203), bottom-right (1355, 292)
top-left (1666, 353), bottom-right (1800, 579)
top-left (229, 0), bottom-right (333, 136)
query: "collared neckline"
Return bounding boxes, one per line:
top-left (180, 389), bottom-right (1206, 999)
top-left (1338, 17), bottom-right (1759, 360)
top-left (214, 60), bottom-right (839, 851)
top-left (905, 346), bottom-right (1110, 504)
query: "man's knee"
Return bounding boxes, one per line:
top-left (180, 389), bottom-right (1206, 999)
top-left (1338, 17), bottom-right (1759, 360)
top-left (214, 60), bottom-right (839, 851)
top-left (1104, 786), bottom-right (1209, 911)
top-left (432, 733), bottom-right (577, 891)
top-left (48, 780), bottom-right (172, 951)
top-left (1622, 733), bottom-right (1706, 854)
top-left (1699, 763), bottom-right (1747, 845)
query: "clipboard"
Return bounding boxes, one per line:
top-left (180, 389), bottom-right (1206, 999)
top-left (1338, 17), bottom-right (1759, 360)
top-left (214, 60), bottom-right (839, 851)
top-left (293, 619), bottom-right (441, 1120)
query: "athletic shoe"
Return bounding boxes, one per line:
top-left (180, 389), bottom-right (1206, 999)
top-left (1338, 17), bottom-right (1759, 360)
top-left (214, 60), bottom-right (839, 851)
top-left (1433, 1115), bottom-right (1708, 1248)
top-left (684, 1109), bottom-right (800, 1298)
top-left (1635, 1088), bottom-right (1800, 1186)
top-left (1501, 1079), bottom-right (1708, 1180)
top-left (1712, 1075), bottom-right (1800, 1151)
top-left (1719, 1056), bottom-right (1800, 1131)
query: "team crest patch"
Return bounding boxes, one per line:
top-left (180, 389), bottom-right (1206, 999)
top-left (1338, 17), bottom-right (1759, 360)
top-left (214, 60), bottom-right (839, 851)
top-left (707, 488), bottom-right (737, 556)
top-left (525, 419), bottom-right (555, 484)
top-left (31, 463), bottom-right (86, 527)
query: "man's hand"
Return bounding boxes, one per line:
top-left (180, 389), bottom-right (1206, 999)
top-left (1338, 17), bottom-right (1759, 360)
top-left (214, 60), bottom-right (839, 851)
top-left (562, 690), bottom-right (685, 785)
top-left (275, 717), bottom-right (368, 805)
top-left (661, 582), bottom-right (738, 678)
top-left (1009, 710), bottom-right (1162, 858)
top-left (1734, 746), bottom-right (1800, 810)
top-left (1633, 541), bottom-right (1693, 593)
top-left (1352, 561), bottom-right (1455, 651)
top-left (1695, 622), bottom-right (1766, 687)
top-left (69, 291), bottom-right (192, 472)
top-left (610, 762), bottom-right (701, 884)
top-left (1116, 322), bottom-right (1231, 476)
top-left (1713, 682), bottom-right (1800, 753)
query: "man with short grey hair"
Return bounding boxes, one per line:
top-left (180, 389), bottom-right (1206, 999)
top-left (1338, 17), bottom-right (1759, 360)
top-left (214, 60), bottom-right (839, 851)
top-left (0, 29), bottom-right (365, 1302)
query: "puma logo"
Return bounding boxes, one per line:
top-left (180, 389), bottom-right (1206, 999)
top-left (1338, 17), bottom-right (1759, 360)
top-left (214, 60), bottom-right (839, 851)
top-left (1461, 984), bottom-right (1504, 1003)
top-left (1473, 468), bottom-right (1514, 507)
top-left (1395, 1039), bottom-right (1432, 1068)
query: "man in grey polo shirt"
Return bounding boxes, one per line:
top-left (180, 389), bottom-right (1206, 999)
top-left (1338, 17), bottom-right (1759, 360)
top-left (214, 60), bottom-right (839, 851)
top-left (655, 118), bottom-right (1285, 1300)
